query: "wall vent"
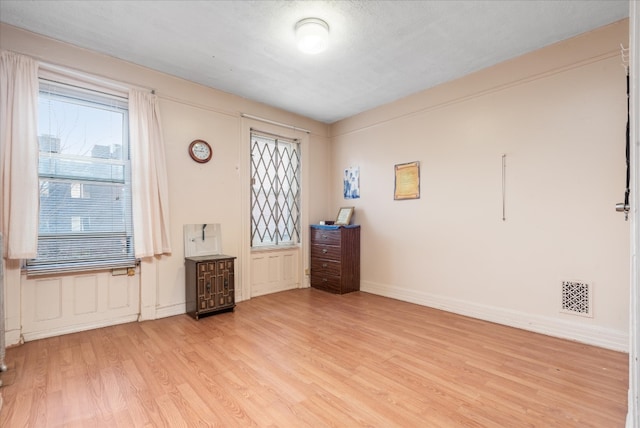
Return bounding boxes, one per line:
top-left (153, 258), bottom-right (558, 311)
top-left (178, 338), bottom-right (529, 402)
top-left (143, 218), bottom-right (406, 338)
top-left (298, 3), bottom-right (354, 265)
top-left (561, 280), bottom-right (592, 317)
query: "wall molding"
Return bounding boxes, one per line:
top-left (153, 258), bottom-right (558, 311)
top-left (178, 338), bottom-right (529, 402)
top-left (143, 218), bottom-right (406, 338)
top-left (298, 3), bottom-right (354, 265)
top-left (5, 328), bottom-right (21, 347)
top-left (626, 0), bottom-right (639, 425)
top-left (362, 280), bottom-right (628, 352)
top-left (155, 303), bottom-right (186, 319)
top-left (21, 314), bottom-right (138, 342)
top-left (331, 50), bottom-right (620, 139)
top-left (251, 283), bottom-right (299, 298)
top-left (331, 20), bottom-right (628, 138)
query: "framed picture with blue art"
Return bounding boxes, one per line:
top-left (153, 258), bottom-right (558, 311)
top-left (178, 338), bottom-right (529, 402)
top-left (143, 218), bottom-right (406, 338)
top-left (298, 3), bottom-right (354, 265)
top-left (343, 166), bottom-right (360, 199)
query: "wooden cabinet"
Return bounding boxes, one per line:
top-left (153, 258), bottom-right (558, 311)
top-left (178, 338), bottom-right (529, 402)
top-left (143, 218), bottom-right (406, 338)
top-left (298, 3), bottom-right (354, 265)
top-left (310, 225), bottom-right (360, 294)
top-left (185, 254), bottom-right (236, 319)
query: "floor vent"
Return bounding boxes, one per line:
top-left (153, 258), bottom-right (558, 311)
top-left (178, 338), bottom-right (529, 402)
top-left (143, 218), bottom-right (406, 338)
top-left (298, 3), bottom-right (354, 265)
top-left (561, 280), bottom-right (592, 317)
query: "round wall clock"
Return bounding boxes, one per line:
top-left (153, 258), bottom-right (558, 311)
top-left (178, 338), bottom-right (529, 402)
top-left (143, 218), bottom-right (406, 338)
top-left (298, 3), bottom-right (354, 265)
top-left (188, 139), bottom-right (212, 163)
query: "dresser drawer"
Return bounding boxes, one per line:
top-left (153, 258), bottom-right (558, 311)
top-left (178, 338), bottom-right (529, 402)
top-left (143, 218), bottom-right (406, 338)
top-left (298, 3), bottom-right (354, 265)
top-left (311, 244), bottom-right (341, 261)
top-left (310, 275), bottom-right (342, 293)
top-left (311, 258), bottom-right (341, 277)
top-left (311, 228), bottom-right (341, 246)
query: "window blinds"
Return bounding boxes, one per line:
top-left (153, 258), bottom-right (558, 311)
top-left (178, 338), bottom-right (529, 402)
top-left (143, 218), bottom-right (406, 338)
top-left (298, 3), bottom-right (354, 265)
top-left (26, 80), bottom-right (135, 274)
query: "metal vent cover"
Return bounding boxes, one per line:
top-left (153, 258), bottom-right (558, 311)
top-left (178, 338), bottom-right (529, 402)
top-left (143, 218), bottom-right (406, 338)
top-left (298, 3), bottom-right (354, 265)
top-left (561, 280), bottom-right (592, 317)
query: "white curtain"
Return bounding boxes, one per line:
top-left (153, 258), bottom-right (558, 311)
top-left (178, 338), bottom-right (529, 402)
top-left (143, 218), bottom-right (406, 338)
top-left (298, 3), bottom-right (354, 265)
top-left (0, 51), bottom-right (39, 259)
top-left (129, 89), bottom-right (172, 257)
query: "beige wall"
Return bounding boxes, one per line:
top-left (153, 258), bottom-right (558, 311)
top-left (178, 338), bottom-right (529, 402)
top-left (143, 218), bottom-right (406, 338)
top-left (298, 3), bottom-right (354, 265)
top-left (329, 20), bottom-right (630, 351)
top-left (0, 19), bottom-right (631, 351)
top-left (0, 23), bottom-right (330, 344)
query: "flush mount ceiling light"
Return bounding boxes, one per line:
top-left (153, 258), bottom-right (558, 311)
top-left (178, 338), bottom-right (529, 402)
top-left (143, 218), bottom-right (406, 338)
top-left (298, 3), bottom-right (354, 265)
top-left (295, 18), bottom-right (330, 54)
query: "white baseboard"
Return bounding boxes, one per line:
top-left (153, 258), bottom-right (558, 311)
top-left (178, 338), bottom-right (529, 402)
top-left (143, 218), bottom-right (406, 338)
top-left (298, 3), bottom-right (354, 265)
top-left (4, 328), bottom-right (22, 347)
top-left (21, 314), bottom-right (139, 342)
top-left (361, 280), bottom-right (628, 352)
top-left (155, 303), bottom-right (187, 319)
top-left (251, 283), bottom-right (299, 298)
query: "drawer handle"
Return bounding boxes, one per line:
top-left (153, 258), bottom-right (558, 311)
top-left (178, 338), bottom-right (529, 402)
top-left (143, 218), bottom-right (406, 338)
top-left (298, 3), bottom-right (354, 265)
top-left (206, 282), bottom-right (211, 293)
top-left (322, 249), bottom-right (327, 254)
top-left (322, 234), bottom-right (327, 239)
top-left (322, 278), bottom-right (328, 282)
top-left (322, 263), bottom-right (327, 268)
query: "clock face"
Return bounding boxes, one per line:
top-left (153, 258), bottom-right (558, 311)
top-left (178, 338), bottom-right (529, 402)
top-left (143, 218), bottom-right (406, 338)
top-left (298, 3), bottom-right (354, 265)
top-left (189, 140), bottom-right (212, 163)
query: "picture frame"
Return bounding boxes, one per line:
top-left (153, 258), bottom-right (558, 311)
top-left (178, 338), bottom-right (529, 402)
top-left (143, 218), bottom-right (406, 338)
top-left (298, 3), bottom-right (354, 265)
top-left (394, 161), bottom-right (420, 200)
top-left (335, 207), bottom-right (354, 225)
top-left (343, 166), bottom-right (360, 199)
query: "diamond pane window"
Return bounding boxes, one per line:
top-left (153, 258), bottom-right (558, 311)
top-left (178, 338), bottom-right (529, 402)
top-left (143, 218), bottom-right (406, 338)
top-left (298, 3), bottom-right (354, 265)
top-left (250, 131), bottom-right (300, 247)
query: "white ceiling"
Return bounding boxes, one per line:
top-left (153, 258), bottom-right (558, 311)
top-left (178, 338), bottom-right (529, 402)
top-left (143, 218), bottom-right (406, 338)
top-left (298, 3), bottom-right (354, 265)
top-left (0, 1), bottom-right (630, 124)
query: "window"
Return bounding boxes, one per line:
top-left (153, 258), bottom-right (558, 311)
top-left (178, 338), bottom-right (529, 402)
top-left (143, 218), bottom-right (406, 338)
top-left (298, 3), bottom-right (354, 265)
top-left (250, 130), bottom-right (301, 247)
top-left (26, 80), bottom-right (134, 273)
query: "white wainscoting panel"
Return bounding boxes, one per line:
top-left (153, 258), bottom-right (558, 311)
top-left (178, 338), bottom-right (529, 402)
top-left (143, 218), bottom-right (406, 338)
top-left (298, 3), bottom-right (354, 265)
top-left (21, 270), bottom-right (140, 341)
top-left (251, 247), bottom-right (300, 297)
top-left (34, 278), bottom-right (62, 322)
top-left (108, 277), bottom-right (131, 310)
top-left (73, 274), bottom-right (98, 315)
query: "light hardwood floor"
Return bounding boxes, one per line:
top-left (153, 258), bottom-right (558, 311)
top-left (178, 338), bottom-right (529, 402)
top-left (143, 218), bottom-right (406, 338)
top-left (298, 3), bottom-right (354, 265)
top-left (0, 289), bottom-right (628, 427)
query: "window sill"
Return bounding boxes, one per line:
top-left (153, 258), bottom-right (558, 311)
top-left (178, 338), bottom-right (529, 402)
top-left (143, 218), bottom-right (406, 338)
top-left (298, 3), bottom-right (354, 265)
top-left (23, 259), bottom-right (138, 277)
top-left (251, 244), bottom-right (301, 254)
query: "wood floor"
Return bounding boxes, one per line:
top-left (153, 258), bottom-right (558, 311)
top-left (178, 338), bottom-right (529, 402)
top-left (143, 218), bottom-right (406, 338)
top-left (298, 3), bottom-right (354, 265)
top-left (0, 289), bottom-right (628, 427)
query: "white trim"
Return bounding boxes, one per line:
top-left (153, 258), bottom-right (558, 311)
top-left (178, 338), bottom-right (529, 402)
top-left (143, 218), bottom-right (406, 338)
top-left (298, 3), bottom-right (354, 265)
top-left (21, 314), bottom-right (138, 342)
top-left (138, 257), bottom-right (158, 321)
top-left (251, 283), bottom-right (299, 298)
top-left (627, 0), bottom-right (639, 426)
top-left (241, 117), bottom-right (310, 303)
top-left (251, 244), bottom-right (302, 253)
top-left (240, 120), bottom-right (253, 302)
top-left (156, 302), bottom-right (186, 319)
top-left (4, 328), bottom-right (21, 347)
top-left (241, 113), bottom-right (311, 134)
top-left (362, 280), bottom-right (627, 352)
top-left (38, 59), bottom-right (151, 95)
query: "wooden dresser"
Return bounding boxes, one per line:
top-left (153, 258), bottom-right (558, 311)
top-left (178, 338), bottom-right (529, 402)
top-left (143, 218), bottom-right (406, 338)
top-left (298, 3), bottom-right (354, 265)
top-left (310, 225), bottom-right (360, 294)
top-left (185, 254), bottom-right (236, 319)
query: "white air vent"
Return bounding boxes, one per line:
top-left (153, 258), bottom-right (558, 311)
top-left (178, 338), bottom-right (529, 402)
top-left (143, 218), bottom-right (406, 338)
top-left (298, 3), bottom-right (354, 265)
top-left (561, 280), bottom-right (592, 317)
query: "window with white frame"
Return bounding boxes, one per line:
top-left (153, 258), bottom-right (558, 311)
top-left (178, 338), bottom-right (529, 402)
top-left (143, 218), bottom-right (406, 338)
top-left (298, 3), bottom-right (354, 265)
top-left (250, 130), bottom-right (301, 248)
top-left (26, 79), bottom-right (134, 273)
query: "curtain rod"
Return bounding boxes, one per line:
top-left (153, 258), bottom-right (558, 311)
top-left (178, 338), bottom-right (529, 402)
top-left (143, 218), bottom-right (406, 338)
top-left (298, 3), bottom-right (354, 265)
top-left (241, 113), bottom-right (310, 134)
top-left (39, 60), bottom-right (155, 94)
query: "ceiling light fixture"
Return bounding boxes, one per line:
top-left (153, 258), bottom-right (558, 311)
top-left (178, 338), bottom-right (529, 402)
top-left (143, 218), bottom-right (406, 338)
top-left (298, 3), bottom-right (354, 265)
top-left (295, 18), bottom-right (329, 55)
